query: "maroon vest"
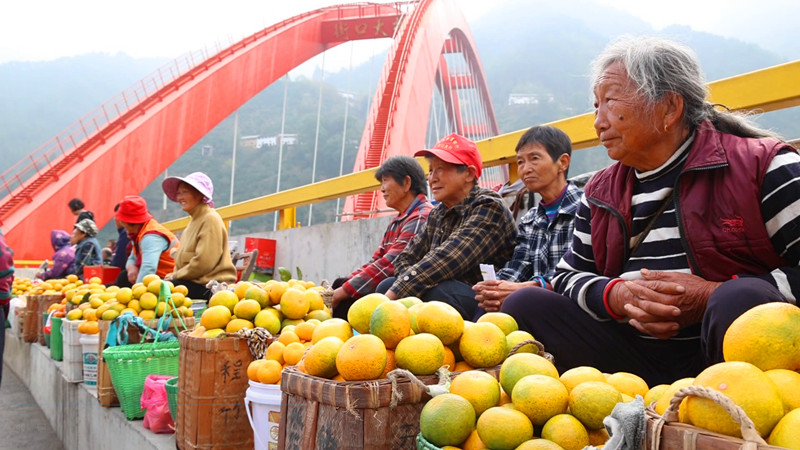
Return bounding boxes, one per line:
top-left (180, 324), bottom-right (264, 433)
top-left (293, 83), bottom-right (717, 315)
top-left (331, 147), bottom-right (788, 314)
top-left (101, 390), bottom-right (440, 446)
top-left (585, 120), bottom-right (793, 281)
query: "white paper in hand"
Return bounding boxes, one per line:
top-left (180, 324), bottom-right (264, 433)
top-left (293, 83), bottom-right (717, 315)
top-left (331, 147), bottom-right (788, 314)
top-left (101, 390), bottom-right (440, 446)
top-left (480, 264), bottom-right (497, 281)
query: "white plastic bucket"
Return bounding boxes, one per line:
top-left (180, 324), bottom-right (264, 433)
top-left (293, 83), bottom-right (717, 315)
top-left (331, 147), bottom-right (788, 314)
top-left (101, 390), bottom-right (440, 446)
top-left (244, 380), bottom-right (282, 450)
top-left (79, 333), bottom-right (99, 387)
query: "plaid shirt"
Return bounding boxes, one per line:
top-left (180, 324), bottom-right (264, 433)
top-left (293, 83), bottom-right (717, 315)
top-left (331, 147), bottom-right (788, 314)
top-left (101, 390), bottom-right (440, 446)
top-left (391, 186), bottom-right (517, 298)
top-left (497, 181), bottom-right (582, 283)
top-left (342, 194), bottom-right (433, 299)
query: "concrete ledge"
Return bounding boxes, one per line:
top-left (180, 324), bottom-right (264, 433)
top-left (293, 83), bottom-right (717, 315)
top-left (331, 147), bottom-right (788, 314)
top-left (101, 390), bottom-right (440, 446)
top-left (4, 329), bottom-right (174, 450)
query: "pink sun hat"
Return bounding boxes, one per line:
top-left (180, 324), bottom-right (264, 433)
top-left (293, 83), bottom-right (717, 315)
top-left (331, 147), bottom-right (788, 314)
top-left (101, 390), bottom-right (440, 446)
top-left (162, 172), bottom-right (214, 207)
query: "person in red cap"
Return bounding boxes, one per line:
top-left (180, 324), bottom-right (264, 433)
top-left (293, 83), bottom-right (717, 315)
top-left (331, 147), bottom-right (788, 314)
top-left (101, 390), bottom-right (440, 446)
top-left (376, 133), bottom-right (517, 320)
top-left (115, 195), bottom-right (179, 286)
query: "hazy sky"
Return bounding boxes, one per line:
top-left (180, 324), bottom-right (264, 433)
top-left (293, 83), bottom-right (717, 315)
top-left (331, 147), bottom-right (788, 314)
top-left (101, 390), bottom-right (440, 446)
top-left (2, 0), bottom-right (798, 66)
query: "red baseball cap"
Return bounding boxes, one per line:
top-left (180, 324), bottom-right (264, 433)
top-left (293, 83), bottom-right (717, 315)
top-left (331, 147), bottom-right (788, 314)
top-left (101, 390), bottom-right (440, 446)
top-left (415, 133), bottom-right (482, 178)
top-left (115, 195), bottom-right (153, 224)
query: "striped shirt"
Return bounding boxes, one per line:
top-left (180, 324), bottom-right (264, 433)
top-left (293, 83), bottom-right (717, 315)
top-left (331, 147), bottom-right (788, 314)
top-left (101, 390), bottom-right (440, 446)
top-left (554, 137), bottom-right (800, 338)
top-left (391, 186), bottom-right (517, 298)
top-left (497, 181), bottom-right (582, 283)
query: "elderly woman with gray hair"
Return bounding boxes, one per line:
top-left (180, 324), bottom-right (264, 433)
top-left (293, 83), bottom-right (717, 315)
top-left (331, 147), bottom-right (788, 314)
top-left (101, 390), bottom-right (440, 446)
top-left (71, 218), bottom-right (102, 280)
top-left (500, 36), bottom-right (800, 386)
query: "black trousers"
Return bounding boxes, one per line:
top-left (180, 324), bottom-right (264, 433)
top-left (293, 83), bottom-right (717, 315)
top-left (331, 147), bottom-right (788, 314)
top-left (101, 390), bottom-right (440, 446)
top-left (500, 277), bottom-right (785, 386)
top-left (172, 279), bottom-right (212, 301)
top-left (376, 277), bottom-right (478, 320)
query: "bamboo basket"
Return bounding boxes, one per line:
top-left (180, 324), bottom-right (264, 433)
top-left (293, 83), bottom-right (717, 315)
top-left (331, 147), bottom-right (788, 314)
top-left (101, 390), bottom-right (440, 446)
top-left (176, 329), bottom-right (271, 450)
top-left (646, 385), bottom-right (786, 450)
top-left (21, 294), bottom-right (63, 343)
top-left (278, 365), bottom-right (501, 450)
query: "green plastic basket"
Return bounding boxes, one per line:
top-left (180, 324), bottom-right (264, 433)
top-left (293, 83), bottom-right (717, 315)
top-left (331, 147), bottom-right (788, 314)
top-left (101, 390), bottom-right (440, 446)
top-left (165, 376), bottom-right (179, 423)
top-left (103, 340), bottom-right (180, 420)
top-left (416, 433), bottom-right (442, 450)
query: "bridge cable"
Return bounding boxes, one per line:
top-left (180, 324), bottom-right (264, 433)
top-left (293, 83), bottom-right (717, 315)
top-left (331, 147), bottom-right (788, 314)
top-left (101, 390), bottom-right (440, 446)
top-left (336, 42), bottom-right (356, 221)
top-left (308, 51), bottom-right (327, 226)
top-left (273, 74), bottom-right (290, 231)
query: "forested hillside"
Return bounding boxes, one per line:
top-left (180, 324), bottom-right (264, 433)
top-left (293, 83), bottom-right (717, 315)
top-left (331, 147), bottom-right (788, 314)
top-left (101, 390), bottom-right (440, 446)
top-left (2, 0), bottom-right (799, 242)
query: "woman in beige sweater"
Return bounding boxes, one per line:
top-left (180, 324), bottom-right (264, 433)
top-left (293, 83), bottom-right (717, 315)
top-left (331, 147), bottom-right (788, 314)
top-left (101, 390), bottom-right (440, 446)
top-left (162, 172), bottom-right (236, 300)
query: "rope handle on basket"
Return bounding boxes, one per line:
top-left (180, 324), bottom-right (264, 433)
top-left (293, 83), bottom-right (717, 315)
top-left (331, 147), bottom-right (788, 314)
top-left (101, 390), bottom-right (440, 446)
top-left (386, 367), bottom-right (452, 409)
top-left (319, 279), bottom-right (334, 309)
top-left (507, 339), bottom-right (555, 363)
top-left (139, 282), bottom-right (189, 345)
top-left (233, 327), bottom-right (274, 359)
top-left (650, 385), bottom-right (767, 450)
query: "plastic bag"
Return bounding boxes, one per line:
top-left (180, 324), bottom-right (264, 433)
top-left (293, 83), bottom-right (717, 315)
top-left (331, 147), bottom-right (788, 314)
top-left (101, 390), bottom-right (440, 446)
top-left (141, 374), bottom-right (175, 434)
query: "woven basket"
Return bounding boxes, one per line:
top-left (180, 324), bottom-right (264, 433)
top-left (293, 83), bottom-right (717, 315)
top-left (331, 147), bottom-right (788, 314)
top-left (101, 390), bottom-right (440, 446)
top-left (103, 340), bottom-right (180, 420)
top-left (646, 385), bottom-right (785, 450)
top-left (166, 376), bottom-right (179, 423)
top-left (320, 279), bottom-right (334, 310)
top-left (415, 433), bottom-right (442, 450)
top-left (278, 365), bottom-right (500, 450)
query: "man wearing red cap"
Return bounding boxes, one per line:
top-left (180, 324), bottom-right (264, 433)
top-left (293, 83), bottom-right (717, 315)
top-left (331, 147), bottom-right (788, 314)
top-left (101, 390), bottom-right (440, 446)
top-left (115, 195), bottom-right (179, 286)
top-left (377, 133), bottom-right (517, 320)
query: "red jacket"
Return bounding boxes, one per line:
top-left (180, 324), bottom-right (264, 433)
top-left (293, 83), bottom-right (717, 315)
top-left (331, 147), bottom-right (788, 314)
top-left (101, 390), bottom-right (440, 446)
top-left (584, 120), bottom-right (794, 281)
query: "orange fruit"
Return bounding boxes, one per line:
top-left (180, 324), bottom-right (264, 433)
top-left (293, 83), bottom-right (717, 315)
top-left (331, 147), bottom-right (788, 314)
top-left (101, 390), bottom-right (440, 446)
top-left (516, 439), bottom-right (567, 450)
top-left (477, 312), bottom-right (518, 335)
top-left (304, 309), bottom-right (331, 322)
top-left (569, 381), bottom-right (622, 430)
top-left (450, 370), bottom-right (501, 416)
top-left (512, 374), bottom-right (569, 426)
top-left (244, 285), bottom-right (269, 308)
top-left (233, 299), bottom-right (261, 321)
top-left (460, 429), bottom-right (486, 450)
top-left (505, 330), bottom-right (537, 356)
top-left (139, 292), bottom-right (158, 310)
top-left (454, 360), bottom-right (474, 372)
top-left (115, 287), bottom-right (133, 305)
top-left (655, 377), bottom-right (694, 422)
top-left (541, 413), bottom-right (589, 450)
top-left (304, 336), bottom-right (344, 379)
top-left (200, 305), bottom-right (232, 330)
top-left (78, 320), bottom-right (99, 334)
top-left (247, 359), bottom-right (268, 382)
top-left (765, 369), bottom-right (800, 413)
top-left (417, 301), bottom-right (464, 345)
top-left (420, 393), bottom-right (476, 447)
top-left (267, 281), bottom-right (287, 306)
top-left (442, 346), bottom-right (456, 371)
top-left (476, 406), bottom-right (534, 450)
top-left (723, 302), bottom-right (800, 371)
top-left (587, 427), bottom-right (611, 447)
top-left (234, 281), bottom-right (254, 300)
top-left (499, 353), bottom-right (559, 396)
top-left (280, 287), bottom-right (310, 320)
top-left (347, 293), bottom-right (389, 334)
top-left (146, 278), bottom-right (163, 295)
top-left (209, 290), bottom-right (238, 313)
top-left (395, 333), bottom-right (445, 376)
top-left (278, 330), bottom-right (301, 346)
top-left (173, 284), bottom-right (189, 296)
top-left (294, 321), bottom-right (317, 341)
top-left (283, 342), bottom-right (306, 366)
top-left (559, 366), bottom-right (606, 393)
top-left (369, 301), bottom-right (411, 349)
top-left (644, 384), bottom-right (670, 408)
top-left (687, 361), bottom-right (784, 438)
top-left (257, 359), bottom-right (283, 384)
top-left (380, 349), bottom-right (396, 379)
top-left (265, 341), bottom-right (286, 364)
top-left (336, 334), bottom-right (387, 381)
top-left (253, 309), bottom-right (282, 335)
top-left (304, 289), bottom-right (324, 312)
top-left (408, 303), bottom-right (425, 334)
top-left (768, 408), bottom-right (800, 448)
top-left (142, 273), bottom-right (160, 287)
top-left (459, 322), bottom-right (506, 368)
top-left (310, 318), bottom-right (353, 344)
top-left (605, 371), bottom-right (649, 398)
top-left (225, 318), bottom-right (253, 333)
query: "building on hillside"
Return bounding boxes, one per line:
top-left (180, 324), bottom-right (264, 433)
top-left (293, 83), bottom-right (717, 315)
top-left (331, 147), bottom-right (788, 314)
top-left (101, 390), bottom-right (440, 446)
top-left (507, 93), bottom-right (555, 105)
top-left (240, 133), bottom-right (298, 149)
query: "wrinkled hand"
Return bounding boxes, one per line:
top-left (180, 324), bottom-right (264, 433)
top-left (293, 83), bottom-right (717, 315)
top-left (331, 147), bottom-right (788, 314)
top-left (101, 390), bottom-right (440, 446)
top-left (163, 273), bottom-right (174, 281)
top-left (473, 280), bottom-right (535, 312)
top-left (610, 269), bottom-right (721, 339)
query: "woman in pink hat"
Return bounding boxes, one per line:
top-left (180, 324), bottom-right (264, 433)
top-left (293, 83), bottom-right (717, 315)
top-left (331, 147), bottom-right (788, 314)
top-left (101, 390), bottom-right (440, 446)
top-left (162, 172), bottom-right (236, 300)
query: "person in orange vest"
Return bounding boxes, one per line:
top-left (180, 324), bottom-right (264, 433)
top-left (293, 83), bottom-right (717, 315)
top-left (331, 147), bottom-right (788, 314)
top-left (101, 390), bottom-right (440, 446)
top-left (115, 195), bottom-right (179, 286)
